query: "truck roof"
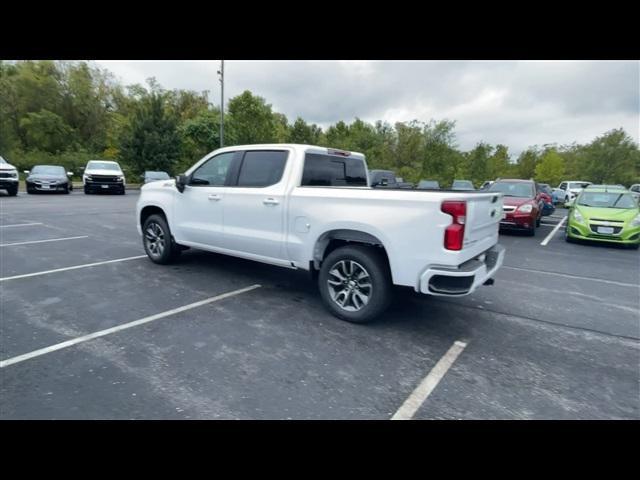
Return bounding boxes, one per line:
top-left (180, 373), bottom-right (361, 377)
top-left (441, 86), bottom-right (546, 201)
top-left (207, 143), bottom-right (365, 158)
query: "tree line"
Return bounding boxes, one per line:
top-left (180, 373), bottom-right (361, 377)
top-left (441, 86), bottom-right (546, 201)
top-left (1, 60), bottom-right (638, 187)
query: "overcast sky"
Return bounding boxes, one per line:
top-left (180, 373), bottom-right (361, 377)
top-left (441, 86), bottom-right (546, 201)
top-left (94, 60), bottom-right (639, 157)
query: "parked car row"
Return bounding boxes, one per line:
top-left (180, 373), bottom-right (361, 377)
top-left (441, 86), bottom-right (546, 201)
top-left (0, 156), bottom-right (171, 196)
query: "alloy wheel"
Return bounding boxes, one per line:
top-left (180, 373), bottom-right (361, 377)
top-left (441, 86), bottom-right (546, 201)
top-left (327, 260), bottom-right (372, 311)
top-left (145, 222), bottom-right (166, 259)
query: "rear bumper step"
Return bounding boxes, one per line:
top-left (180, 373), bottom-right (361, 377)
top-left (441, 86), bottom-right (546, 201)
top-left (418, 244), bottom-right (505, 296)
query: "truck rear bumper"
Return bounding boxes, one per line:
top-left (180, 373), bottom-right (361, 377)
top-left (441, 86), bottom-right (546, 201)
top-left (418, 244), bottom-right (505, 296)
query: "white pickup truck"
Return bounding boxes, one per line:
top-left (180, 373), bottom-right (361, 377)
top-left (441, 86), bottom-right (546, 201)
top-left (136, 144), bottom-right (505, 323)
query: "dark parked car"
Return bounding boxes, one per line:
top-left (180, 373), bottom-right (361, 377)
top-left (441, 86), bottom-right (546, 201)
top-left (369, 170), bottom-right (412, 189)
top-left (24, 165), bottom-right (74, 194)
top-left (452, 180), bottom-right (475, 191)
top-left (416, 180), bottom-right (440, 190)
top-left (141, 171), bottom-right (171, 184)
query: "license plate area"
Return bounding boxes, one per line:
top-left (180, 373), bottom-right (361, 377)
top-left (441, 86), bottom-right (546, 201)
top-left (597, 226), bottom-right (614, 234)
top-left (101, 185), bottom-right (109, 189)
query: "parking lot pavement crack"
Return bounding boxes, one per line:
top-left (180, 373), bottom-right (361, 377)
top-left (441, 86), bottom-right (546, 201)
top-left (431, 298), bottom-right (640, 342)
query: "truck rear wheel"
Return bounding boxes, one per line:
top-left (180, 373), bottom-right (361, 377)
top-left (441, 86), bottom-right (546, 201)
top-left (142, 214), bottom-right (181, 264)
top-left (318, 245), bottom-right (392, 323)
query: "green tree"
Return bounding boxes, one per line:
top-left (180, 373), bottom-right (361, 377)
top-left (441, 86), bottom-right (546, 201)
top-left (394, 121), bottom-right (424, 182)
top-left (178, 108), bottom-right (221, 169)
top-left (272, 112), bottom-right (290, 143)
top-left (288, 117), bottom-right (323, 144)
top-left (226, 90), bottom-right (276, 145)
top-left (464, 142), bottom-right (493, 186)
top-left (119, 92), bottom-right (181, 175)
top-left (517, 147), bottom-right (541, 179)
top-left (422, 120), bottom-right (459, 185)
top-left (581, 129), bottom-right (639, 185)
top-left (488, 144), bottom-right (511, 179)
top-left (534, 149), bottom-right (565, 185)
top-left (20, 109), bottom-right (75, 152)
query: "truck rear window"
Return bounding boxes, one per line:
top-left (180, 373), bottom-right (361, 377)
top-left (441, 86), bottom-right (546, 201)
top-left (301, 153), bottom-right (367, 187)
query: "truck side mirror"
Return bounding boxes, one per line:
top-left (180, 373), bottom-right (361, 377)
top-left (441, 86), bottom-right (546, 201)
top-left (175, 174), bottom-right (188, 193)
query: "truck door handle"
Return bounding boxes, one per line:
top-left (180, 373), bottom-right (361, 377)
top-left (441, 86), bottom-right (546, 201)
top-left (208, 194), bottom-right (222, 201)
top-left (263, 198), bottom-right (279, 205)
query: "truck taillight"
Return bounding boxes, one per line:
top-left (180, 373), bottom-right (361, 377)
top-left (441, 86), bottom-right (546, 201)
top-left (441, 200), bottom-right (466, 251)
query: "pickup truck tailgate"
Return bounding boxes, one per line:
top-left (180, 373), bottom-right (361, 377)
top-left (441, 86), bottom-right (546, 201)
top-left (464, 193), bottom-right (503, 250)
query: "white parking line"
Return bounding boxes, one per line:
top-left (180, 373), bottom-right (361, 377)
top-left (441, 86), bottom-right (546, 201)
top-left (540, 217), bottom-right (567, 246)
top-left (0, 235), bottom-right (89, 247)
top-left (391, 340), bottom-right (467, 420)
top-left (502, 265), bottom-right (638, 288)
top-left (0, 284), bottom-right (262, 368)
top-left (0, 223), bottom-right (44, 228)
top-left (0, 255), bottom-right (147, 282)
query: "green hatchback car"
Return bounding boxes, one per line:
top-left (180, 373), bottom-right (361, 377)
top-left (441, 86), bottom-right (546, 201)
top-left (566, 186), bottom-right (640, 248)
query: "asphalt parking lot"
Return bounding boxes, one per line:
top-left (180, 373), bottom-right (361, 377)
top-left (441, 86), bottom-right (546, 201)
top-left (1, 190), bottom-right (638, 419)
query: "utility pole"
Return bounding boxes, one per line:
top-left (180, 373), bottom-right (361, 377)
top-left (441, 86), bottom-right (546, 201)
top-left (217, 60), bottom-right (224, 147)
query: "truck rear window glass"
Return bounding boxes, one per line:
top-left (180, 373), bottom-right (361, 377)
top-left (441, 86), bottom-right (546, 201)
top-left (236, 151), bottom-right (288, 187)
top-left (301, 153), bottom-right (367, 187)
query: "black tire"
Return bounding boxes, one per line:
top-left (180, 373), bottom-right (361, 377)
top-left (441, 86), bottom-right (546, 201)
top-left (119, 187), bottom-right (126, 195)
top-left (536, 214), bottom-right (541, 228)
top-left (64, 185), bottom-right (71, 194)
top-left (565, 226), bottom-right (575, 243)
top-left (526, 223), bottom-right (536, 236)
top-left (142, 214), bottom-right (181, 264)
top-left (84, 185), bottom-right (91, 194)
top-left (7, 185), bottom-right (18, 196)
top-left (318, 245), bottom-right (392, 324)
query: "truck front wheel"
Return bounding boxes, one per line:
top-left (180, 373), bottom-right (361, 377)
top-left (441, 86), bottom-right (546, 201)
top-left (318, 245), bottom-right (392, 323)
top-left (142, 214), bottom-right (181, 264)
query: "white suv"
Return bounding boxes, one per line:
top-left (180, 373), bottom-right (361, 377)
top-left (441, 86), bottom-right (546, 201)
top-left (0, 156), bottom-right (20, 196)
top-left (556, 180), bottom-right (592, 204)
top-left (83, 160), bottom-right (126, 195)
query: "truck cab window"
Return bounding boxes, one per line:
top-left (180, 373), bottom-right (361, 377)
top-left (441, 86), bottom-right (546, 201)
top-left (301, 153), bottom-right (367, 187)
top-left (190, 152), bottom-right (234, 186)
top-left (236, 151), bottom-right (288, 187)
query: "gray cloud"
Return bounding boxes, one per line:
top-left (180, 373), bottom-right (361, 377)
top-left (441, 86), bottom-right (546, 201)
top-left (95, 60), bottom-right (639, 156)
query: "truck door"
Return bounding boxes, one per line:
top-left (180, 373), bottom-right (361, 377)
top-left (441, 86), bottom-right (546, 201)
top-left (172, 151), bottom-right (235, 247)
top-left (219, 149), bottom-right (290, 261)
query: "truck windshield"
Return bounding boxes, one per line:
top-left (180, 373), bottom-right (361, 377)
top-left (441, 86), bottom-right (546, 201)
top-left (87, 162), bottom-right (120, 171)
top-left (146, 171), bottom-right (170, 180)
top-left (489, 182), bottom-right (534, 198)
top-left (418, 180), bottom-right (439, 189)
top-left (578, 192), bottom-right (636, 209)
top-left (452, 181), bottom-right (474, 190)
